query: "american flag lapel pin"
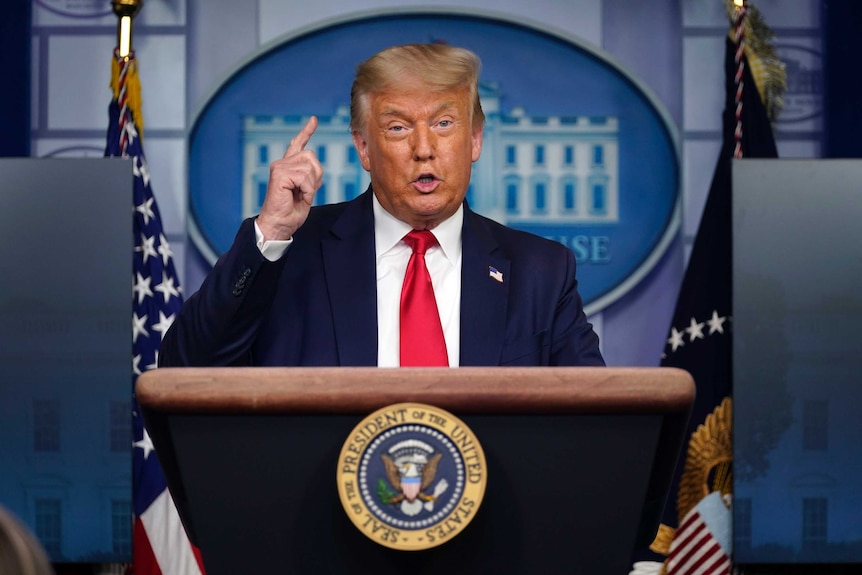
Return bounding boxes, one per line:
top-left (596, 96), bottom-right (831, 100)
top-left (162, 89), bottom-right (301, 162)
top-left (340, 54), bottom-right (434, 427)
top-left (489, 266), bottom-right (504, 283)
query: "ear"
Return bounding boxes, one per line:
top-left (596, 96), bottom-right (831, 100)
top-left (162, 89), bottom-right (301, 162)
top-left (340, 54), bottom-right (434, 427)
top-left (471, 126), bottom-right (483, 163)
top-left (351, 130), bottom-right (372, 172)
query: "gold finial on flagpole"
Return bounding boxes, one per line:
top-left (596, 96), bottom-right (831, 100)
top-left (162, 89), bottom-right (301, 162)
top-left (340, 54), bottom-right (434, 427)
top-left (723, 0), bottom-right (787, 123)
top-left (112, 0), bottom-right (143, 58)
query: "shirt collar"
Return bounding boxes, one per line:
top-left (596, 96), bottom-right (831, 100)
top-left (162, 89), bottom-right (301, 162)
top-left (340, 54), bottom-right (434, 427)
top-left (373, 193), bottom-right (463, 265)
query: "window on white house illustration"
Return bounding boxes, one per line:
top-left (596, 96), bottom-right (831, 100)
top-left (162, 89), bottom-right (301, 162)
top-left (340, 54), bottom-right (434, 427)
top-left (257, 180), bottom-right (267, 209)
top-left (590, 182), bottom-right (607, 216)
top-left (592, 144), bottom-right (604, 167)
top-left (562, 179), bottom-right (577, 213)
top-left (112, 499), bottom-right (132, 555)
top-left (506, 145), bottom-right (517, 166)
top-left (535, 145), bottom-right (545, 166)
top-left (505, 179), bottom-right (519, 214)
top-left (802, 497), bottom-right (828, 549)
top-left (564, 145), bottom-right (574, 166)
top-left (533, 182), bottom-right (547, 213)
top-left (35, 498), bottom-right (62, 556)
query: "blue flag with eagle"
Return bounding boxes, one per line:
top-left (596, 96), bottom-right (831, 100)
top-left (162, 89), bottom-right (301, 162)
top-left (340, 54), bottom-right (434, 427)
top-left (105, 49), bottom-right (205, 575)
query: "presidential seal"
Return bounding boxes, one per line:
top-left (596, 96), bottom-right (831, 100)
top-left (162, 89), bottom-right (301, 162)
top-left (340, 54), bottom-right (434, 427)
top-left (336, 403), bottom-right (487, 551)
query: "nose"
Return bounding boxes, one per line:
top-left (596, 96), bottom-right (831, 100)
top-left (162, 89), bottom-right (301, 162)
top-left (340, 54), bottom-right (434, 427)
top-left (411, 124), bottom-right (436, 161)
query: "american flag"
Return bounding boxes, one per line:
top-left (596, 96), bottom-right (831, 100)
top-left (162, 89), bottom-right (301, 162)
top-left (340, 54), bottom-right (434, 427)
top-left (105, 50), bottom-right (205, 575)
top-left (666, 493), bottom-right (732, 575)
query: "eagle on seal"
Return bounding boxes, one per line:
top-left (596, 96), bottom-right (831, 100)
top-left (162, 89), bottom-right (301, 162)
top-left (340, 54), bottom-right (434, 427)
top-left (382, 452), bottom-right (446, 516)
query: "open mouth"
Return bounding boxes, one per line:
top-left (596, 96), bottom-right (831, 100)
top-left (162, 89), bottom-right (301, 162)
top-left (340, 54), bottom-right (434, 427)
top-left (413, 173), bottom-right (439, 192)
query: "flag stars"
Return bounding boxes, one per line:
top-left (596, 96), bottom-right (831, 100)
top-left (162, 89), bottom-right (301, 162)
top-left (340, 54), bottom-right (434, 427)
top-left (123, 121), bottom-right (139, 150)
top-left (136, 232), bottom-right (158, 264)
top-left (708, 310), bottom-right (727, 334)
top-left (133, 312), bottom-right (149, 343)
top-left (136, 196), bottom-right (155, 226)
top-left (146, 350), bottom-right (159, 372)
top-left (125, 117), bottom-right (139, 142)
top-left (154, 271), bottom-right (180, 303)
top-left (158, 233), bottom-right (174, 266)
top-left (668, 327), bottom-right (686, 352)
top-left (133, 271), bottom-right (153, 304)
top-left (134, 351), bottom-right (158, 374)
top-left (685, 317), bottom-right (705, 341)
top-left (132, 153), bottom-right (151, 187)
top-left (133, 427), bottom-right (155, 460)
top-left (151, 310), bottom-right (175, 342)
top-left (665, 310), bottom-right (732, 356)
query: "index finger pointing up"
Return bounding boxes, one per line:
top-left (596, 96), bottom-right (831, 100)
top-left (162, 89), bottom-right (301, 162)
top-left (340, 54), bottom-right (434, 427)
top-left (284, 116), bottom-right (319, 157)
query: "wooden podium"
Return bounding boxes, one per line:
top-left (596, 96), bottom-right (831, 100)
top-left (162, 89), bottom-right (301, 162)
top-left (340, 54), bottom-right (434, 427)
top-left (137, 367), bottom-right (694, 574)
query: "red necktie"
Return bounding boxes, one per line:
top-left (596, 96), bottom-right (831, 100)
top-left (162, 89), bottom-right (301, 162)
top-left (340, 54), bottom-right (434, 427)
top-left (400, 230), bottom-right (449, 366)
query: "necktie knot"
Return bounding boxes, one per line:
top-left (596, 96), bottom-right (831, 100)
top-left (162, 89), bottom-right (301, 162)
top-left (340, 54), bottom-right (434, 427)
top-left (403, 230), bottom-right (437, 256)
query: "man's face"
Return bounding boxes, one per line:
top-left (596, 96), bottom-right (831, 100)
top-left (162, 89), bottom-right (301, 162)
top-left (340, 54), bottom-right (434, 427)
top-left (352, 85), bottom-right (483, 230)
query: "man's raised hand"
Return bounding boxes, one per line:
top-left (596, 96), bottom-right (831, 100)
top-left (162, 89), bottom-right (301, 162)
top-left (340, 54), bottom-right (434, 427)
top-left (256, 116), bottom-right (323, 241)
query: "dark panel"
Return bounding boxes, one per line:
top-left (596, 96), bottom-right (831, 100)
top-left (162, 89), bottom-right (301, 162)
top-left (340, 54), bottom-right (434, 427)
top-left (822, 0), bottom-right (862, 158)
top-left (0, 1), bottom-right (31, 157)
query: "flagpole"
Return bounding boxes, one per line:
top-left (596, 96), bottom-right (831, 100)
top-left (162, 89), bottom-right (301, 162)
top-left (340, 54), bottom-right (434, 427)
top-left (112, 0), bottom-right (143, 59)
top-left (732, 0), bottom-right (747, 159)
top-left (110, 0), bottom-right (145, 153)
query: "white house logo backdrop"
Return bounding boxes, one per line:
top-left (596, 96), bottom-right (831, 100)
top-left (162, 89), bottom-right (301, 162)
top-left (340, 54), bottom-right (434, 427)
top-left (188, 13), bottom-right (679, 314)
top-left (336, 403), bottom-right (487, 550)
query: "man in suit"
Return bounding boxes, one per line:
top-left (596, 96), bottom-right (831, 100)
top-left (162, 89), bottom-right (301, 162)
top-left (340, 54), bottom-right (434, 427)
top-left (159, 43), bottom-right (604, 368)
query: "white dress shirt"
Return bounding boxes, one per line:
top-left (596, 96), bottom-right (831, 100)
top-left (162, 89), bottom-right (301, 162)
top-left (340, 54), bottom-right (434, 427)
top-left (253, 195), bottom-right (463, 367)
top-left (372, 196), bottom-right (462, 367)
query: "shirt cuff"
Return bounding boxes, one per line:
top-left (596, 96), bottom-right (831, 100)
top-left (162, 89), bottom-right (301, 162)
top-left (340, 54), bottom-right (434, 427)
top-left (253, 219), bottom-right (292, 262)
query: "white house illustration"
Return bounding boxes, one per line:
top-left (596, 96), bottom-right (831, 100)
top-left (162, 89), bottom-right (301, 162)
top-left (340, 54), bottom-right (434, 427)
top-left (242, 84), bottom-right (619, 225)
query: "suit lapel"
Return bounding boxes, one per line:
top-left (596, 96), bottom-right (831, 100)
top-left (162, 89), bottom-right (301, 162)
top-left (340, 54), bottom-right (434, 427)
top-left (459, 207), bottom-right (510, 366)
top-left (320, 198), bottom-right (510, 366)
top-left (322, 192), bottom-right (378, 366)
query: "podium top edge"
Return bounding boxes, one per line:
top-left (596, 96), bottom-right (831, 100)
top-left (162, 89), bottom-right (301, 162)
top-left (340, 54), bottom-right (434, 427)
top-left (136, 367), bottom-right (695, 415)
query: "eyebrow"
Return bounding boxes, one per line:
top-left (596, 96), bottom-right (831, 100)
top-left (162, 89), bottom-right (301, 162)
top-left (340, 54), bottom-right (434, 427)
top-left (378, 99), bottom-right (460, 121)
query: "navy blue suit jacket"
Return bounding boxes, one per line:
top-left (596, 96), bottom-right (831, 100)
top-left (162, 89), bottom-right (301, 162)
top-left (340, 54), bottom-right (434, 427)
top-left (160, 190), bottom-right (604, 368)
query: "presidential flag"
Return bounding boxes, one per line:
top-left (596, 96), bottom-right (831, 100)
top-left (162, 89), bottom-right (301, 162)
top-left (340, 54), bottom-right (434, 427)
top-left (647, 2), bottom-right (783, 571)
top-left (105, 49), bottom-right (205, 575)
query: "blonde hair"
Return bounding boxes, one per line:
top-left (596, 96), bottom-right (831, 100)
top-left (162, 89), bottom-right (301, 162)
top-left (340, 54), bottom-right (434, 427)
top-left (0, 505), bottom-right (55, 575)
top-left (350, 43), bottom-right (485, 132)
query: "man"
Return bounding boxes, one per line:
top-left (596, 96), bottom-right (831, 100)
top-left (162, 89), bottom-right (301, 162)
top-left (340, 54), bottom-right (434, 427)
top-left (159, 43), bottom-right (604, 368)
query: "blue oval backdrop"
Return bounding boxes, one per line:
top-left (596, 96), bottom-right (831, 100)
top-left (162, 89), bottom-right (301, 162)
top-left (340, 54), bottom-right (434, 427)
top-left (188, 12), bottom-right (679, 314)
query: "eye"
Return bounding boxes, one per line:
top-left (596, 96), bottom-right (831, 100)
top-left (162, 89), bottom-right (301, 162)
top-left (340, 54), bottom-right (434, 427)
top-left (438, 120), bottom-right (453, 128)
